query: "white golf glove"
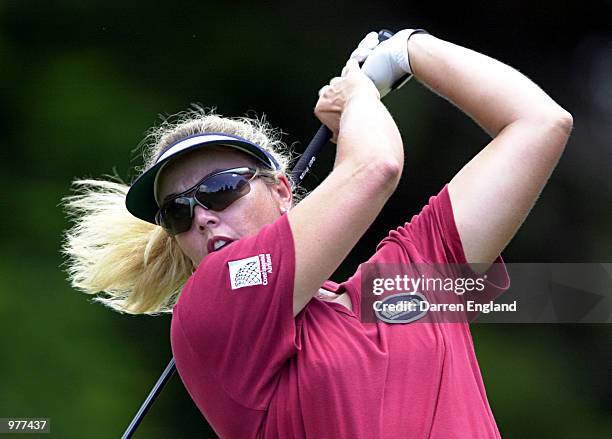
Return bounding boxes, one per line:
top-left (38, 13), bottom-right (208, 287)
top-left (350, 29), bottom-right (427, 97)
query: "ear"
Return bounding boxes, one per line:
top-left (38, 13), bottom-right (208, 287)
top-left (271, 173), bottom-right (293, 213)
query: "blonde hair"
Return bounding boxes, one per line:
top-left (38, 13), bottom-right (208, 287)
top-left (62, 107), bottom-right (295, 315)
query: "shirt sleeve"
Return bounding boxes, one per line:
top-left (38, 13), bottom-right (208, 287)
top-left (172, 213), bottom-right (299, 411)
top-left (377, 185), bottom-right (468, 263)
top-left (373, 185), bottom-right (509, 300)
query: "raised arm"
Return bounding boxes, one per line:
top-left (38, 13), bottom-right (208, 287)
top-left (358, 30), bottom-right (572, 271)
top-left (407, 33), bottom-right (572, 269)
top-left (288, 59), bottom-right (403, 315)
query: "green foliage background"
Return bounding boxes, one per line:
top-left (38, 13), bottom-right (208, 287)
top-left (0, 1), bottom-right (610, 437)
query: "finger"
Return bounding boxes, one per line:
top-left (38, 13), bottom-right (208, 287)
top-left (341, 58), bottom-right (359, 77)
top-left (330, 76), bottom-right (342, 87)
top-left (344, 58), bottom-right (360, 73)
top-left (318, 85), bottom-right (329, 97)
top-left (357, 31), bottom-right (379, 50)
top-left (349, 47), bottom-right (370, 63)
top-left (341, 63), bottom-right (350, 77)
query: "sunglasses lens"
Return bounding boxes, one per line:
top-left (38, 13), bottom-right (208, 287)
top-left (157, 169), bottom-right (256, 235)
top-left (160, 197), bottom-right (192, 235)
top-left (195, 172), bottom-right (253, 211)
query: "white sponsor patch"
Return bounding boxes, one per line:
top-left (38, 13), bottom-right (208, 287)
top-left (228, 254), bottom-right (273, 290)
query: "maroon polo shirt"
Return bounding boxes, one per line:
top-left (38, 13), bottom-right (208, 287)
top-left (171, 185), bottom-right (509, 438)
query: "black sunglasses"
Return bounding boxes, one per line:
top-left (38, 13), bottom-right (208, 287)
top-left (156, 167), bottom-right (259, 235)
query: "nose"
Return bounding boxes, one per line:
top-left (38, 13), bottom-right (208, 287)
top-left (192, 205), bottom-right (220, 232)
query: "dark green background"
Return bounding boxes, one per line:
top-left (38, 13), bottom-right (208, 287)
top-left (1, 1), bottom-right (610, 437)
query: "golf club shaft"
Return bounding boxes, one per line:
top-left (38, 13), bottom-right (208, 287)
top-left (121, 359), bottom-right (176, 439)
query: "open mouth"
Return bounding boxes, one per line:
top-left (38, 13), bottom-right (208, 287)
top-left (208, 237), bottom-right (235, 253)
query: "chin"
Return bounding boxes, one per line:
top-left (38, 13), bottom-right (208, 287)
top-left (191, 254), bottom-right (204, 267)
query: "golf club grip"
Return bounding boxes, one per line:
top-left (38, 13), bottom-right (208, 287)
top-left (289, 124), bottom-right (332, 185)
top-left (122, 29), bottom-right (398, 439)
top-left (289, 29), bottom-right (395, 186)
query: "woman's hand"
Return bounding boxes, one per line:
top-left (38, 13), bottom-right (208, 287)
top-left (354, 29), bottom-right (426, 97)
top-left (289, 58), bottom-right (402, 316)
top-left (314, 58), bottom-right (380, 142)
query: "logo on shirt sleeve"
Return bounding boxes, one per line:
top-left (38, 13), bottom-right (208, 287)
top-left (228, 254), bottom-right (273, 290)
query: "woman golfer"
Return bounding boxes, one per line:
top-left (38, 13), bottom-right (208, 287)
top-left (64, 29), bottom-right (572, 438)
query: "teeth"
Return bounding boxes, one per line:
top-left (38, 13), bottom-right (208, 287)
top-left (214, 240), bottom-right (227, 251)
